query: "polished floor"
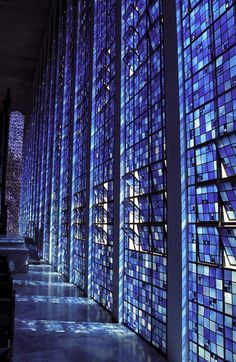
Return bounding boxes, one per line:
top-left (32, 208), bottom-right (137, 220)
top-left (13, 261), bottom-right (165, 362)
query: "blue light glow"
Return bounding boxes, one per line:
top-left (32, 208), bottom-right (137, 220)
top-left (58, 0), bottom-right (77, 277)
top-left (90, 0), bottom-right (116, 311)
top-left (15, 319), bottom-right (135, 336)
top-left (121, 0), bottom-right (167, 353)
top-left (177, 0), bottom-right (236, 360)
top-left (70, 0), bottom-right (92, 290)
top-left (19, 1), bottom-right (236, 359)
top-left (7, 111), bottom-right (24, 234)
top-left (49, 3), bottom-right (67, 268)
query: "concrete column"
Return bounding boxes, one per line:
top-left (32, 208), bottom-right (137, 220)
top-left (163, 1), bottom-right (188, 361)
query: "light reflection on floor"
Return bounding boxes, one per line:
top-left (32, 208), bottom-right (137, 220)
top-left (14, 280), bottom-right (75, 287)
top-left (28, 264), bottom-right (54, 271)
top-left (16, 319), bottom-right (135, 336)
top-left (28, 271), bottom-right (60, 276)
top-left (15, 295), bottom-right (95, 304)
top-left (13, 261), bottom-right (166, 362)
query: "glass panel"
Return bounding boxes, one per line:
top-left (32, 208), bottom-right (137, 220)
top-left (50, 2), bottom-right (67, 268)
top-left (90, 0), bottom-right (116, 311)
top-left (7, 112), bottom-right (24, 234)
top-left (122, 0), bottom-right (167, 353)
top-left (58, 0), bottom-right (77, 277)
top-left (70, 0), bottom-right (92, 289)
top-left (177, 0), bottom-right (236, 360)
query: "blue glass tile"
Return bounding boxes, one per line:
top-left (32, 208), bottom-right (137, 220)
top-left (177, 0), bottom-right (236, 359)
top-left (90, 0), bottom-right (116, 311)
top-left (218, 135), bottom-right (236, 177)
top-left (197, 227), bottom-right (220, 264)
top-left (58, 0), bottom-right (77, 277)
top-left (219, 227), bottom-right (236, 266)
top-left (195, 144), bottom-right (217, 182)
top-left (196, 185), bottom-right (218, 222)
top-left (122, 0), bottom-right (167, 352)
top-left (218, 182), bottom-right (236, 221)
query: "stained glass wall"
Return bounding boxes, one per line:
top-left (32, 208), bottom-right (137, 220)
top-left (70, 0), bottom-right (92, 288)
top-left (38, 53), bottom-right (50, 255)
top-left (90, 0), bottom-right (116, 311)
top-left (33, 81), bottom-right (43, 247)
top-left (20, 110), bottom-right (35, 237)
top-left (177, 1), bottom-right (236, 360)
top-left (121, 0), bottom-right (167, 353)
top-left (30, 99), bottom-right (39, 241)
top-left (37, 73), bottom-right (48, 252)
top-left (6, 112), bottom-right (24, 234)
top-left (43, 24), bottom-right (58, 261)
top-left (19, 1), bottom-right (236, 360)
top-left (58, 0), bottom-right (77, 277)
top-left (49, 2), bottom-right (66, 267)
top-left (20, 65), bottom-right (46, 243)
top-left (40, 58), bottom-right (52, 260)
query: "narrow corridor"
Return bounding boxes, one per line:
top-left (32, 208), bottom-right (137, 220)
top-left (13, 262), bottom-right (165, 362)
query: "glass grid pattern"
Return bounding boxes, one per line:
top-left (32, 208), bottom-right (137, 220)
top-left (49, 3), bottom-right (66, 268)
top-left (19, 1), bottom-right (236, 359)
top-left (6, 112), bottom-right (24, 233)
top-left (121, 0), bottom-right (167, 353)
top-left (41, 55), bottom-right (52, 261)
top-left (58, 0), bottom-right (77, 277)
top-left (178, 1), bottom-right (236, 360)
top-left (6, 112), bottom-right (24, 234)
top-left (34, 88), bottom-right (43, 247)
top-left (43, 32), bottom-right (58, 262)
top-left (70, 0), bottom-right (92, 289)
top-left (90, 0), bottom-right (116, 311)
top-left (32, 92), bottom-right (42, 243)
top-left (20, 107), bottom-right (36, 238)
top-left (38, 68), bottom-right (48, 256)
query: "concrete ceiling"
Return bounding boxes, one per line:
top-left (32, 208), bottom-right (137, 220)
top-left (0, 0), bottom-right (52, 113)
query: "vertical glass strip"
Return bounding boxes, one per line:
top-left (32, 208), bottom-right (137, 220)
top-left (38, 51), bottom-right (51, 256)
top-left (43, 23), bottom-right (58, 262)
top-left (121, 0), bottom-right (167, 353)
top-left (20, 107), bottom-right (36, 238)
top-left (177, 1), bottom-right (236, 360)
top-left (42, 54), bottom-right (52, 260)
top-left (70, 0), bottom-right (92, 288)
top-left (6, 112), bottom-right (24, 234)
top-left (58, 0), bottom-right (77, 277)
top-left (35, 77), bottom-right (45, 251)
top-left (50, 1), bottom-right (66, 268)
top-left (90, 0), bottom-right (116, 311)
